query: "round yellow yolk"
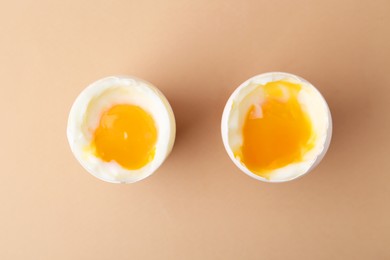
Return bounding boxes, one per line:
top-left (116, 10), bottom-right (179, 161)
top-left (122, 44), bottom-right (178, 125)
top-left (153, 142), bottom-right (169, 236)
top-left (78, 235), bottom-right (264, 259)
top-left (91, 104), bottom-right (157, 170)
top-left (239, 80), bottom-right (315, 178)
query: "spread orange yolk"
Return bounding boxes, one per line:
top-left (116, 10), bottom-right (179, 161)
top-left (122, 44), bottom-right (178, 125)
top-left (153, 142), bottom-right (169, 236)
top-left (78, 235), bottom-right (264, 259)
top-left (239, 80), bottom-right (315, 178)
top-left (91, 104), bottom-right (157, 170)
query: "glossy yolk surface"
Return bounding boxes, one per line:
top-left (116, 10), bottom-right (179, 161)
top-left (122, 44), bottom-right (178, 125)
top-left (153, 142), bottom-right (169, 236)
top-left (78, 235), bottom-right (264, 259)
top-left (91, 104), bottom-right (157, 170)
top-left (239, 80), bottom-right (314, 178)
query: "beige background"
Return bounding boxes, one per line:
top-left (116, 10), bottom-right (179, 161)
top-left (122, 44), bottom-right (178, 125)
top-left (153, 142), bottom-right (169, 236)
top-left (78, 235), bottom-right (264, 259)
top-left (1, 0), bottom-right (390, 259)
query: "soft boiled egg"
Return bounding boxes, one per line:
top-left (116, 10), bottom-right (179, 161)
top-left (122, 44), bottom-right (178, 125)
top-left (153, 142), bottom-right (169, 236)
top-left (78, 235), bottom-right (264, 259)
top-left (221, 72), bottom-right (332, 182)
top-left (67, 76), bottom-right (175, 183)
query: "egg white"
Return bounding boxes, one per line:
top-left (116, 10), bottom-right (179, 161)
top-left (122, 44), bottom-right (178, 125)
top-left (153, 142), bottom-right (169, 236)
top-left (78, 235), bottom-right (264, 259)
top-left (67, 76), bottom-right (176, 183)
top-left (221, 72), bottom-right (332, 182)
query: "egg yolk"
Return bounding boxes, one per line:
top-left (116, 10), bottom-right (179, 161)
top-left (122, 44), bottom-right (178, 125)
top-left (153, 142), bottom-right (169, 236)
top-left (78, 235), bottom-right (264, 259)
top-left (91, 104), bottom-right (157, 170)
top-left (239, 80), bottom-right (315, 178)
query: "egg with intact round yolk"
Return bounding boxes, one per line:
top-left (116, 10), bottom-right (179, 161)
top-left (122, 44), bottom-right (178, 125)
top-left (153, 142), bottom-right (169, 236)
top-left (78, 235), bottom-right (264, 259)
top-left (91, 104), bottom-right (158, 170)
top-left (67, 76), bottom-right (176, 183)
top-left (221, 72), bottom-right (332, 182)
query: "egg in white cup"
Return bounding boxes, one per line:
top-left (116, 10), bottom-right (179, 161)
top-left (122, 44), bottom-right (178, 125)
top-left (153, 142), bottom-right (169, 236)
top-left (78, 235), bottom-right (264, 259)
top-left (221, 72), bottom-right (332, 183)
top-left (67, 76), bottom-right (176, 183)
